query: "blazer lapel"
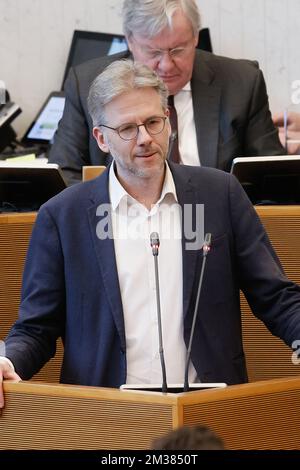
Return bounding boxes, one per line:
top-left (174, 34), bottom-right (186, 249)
top-left (169, 164), bottom-right (203, 319)
top-left (192, 51), bottom-right (221, 169)
top-left (87, 170), bottom-right (126, 350)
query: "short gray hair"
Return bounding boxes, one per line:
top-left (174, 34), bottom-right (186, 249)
top-left (122, 0), bottom-right (201, 38)
top-left (87, 59), bottom-right (169, 126)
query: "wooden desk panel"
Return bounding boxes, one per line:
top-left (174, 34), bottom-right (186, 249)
top-left (1, 382), bottom-right (174, 450)
top-left (0, 213), bottom-right (63, 383)
top-left (179, 376), bottom-right (300, 449)
top-left (241, 206), bottom-right (300, 382)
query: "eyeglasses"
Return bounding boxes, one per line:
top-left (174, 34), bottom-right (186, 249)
top-left (99, 116), bottom-right (167, 141)
top-left (132, 36), bottom-right (195, 61)
top-left (143, 45), bottom-right (194, 61)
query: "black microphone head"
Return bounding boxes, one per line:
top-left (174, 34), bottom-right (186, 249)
top-left (203, 233), bottom-right (212, 256)
top-left (204, 233), bottom-right (211, 243)
top-left (171, 130), bottom-right (178, 141)
top-left (150, 232), bottom-right (160, 256)
top-left (150, 232), bottom-right (160, 246)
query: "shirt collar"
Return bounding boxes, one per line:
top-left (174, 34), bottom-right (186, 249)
top-left (109, 161), bottom-right (178, 211)
top-left (173, 81), bottom-right (191, 106)
top-left (178, 81), bottom-right (191, 93)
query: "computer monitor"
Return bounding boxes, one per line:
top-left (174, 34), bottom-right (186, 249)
top-left (22, 91), bottom-right (65, 147)
top-left (61, 30), bottom-right (128, 88)
top-left (230, 156), bottom-right (300, 205)
top-left (0, 162), bottom-right (67, 212)
top-left (197, 28), bottom-right (213, 54)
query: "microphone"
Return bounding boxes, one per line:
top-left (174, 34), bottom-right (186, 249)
top-left (150, 232), bottom-right (168, 393)
top-left (167, 130), bottom-right (178, 161)
top-left (120, 233), bottom-right (225, 394)
top-left (171, 130), bottom-right (178, 142)
top-left (184, 233), bottom-right (212, 392)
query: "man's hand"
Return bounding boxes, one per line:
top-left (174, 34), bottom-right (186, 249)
top-left (273, 111), bottom-right (300, 154)
top-left (0, 358), bottom-right (21, 408)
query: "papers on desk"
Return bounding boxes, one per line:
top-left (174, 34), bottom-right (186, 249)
top-left (5, 153), bottom-right (36, 162)
top-left (0, 159), bottom-right (52, 169)
top-left (1, 156), bottom-right (48, 165)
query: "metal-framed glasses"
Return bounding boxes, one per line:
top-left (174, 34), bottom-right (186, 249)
top-left (143, 45), bottom-right (193, 61)
top-left (131, 35), bottom-right (196, 61)
top-left (99, 116), bottom-right (167, 141)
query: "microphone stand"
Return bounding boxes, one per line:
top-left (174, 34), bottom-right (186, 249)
top-left (150, 232), bottom-right (168, 393)
top-left (184, 233), bottom-right (212, 392)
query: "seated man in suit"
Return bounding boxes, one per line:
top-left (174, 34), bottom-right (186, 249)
top-left (1, 59), bottom-right (300, 408)
top-left (48, 0), bottom-right (284, 185)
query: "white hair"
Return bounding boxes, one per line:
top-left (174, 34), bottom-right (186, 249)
top-left (122, 0), bottom-right (201, 39)
top-left (87, 59), bottom-right (169, 126)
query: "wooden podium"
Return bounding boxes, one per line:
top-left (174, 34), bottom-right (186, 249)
top-left (2, 377), bottom-right (300, 450)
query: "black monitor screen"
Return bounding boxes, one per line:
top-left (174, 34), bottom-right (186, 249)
top-left (62, 31), bottom-right (128, 88)
top-left (0, 163), bottom-right (67, 212)
top-left (231, 156), bottom-right (300, 205)
top-left (71, 36), bottom-right (127, 64)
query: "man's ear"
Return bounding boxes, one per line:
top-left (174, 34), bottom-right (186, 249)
top-left (93, 127), bottom-right (110, 153)
top-left (126, 35), bottom-right (133, 53)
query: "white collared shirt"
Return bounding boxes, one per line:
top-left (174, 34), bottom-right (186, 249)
top-left (109, 162), bottom-right (198, 384)
top-left (174, 82), bottom-right (200, 166)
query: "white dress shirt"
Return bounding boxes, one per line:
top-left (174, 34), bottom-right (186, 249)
top-left (175, 82), bottom-right (200, 167)
top-left (109, 162), bottom-right (198, 384)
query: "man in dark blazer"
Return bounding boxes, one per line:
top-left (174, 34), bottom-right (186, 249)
top-left (1, 59), bottom-right (300, 406)
top-left (48, 0), bottom-right (284, 185)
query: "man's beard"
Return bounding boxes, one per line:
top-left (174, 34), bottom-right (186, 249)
top-left (108, 141), bottom-right (168, 179)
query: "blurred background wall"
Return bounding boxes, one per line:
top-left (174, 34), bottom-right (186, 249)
top-left (0, 0), bottom-right (299, 137)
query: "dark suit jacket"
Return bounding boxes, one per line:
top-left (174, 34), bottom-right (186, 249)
top-left (48, 50), bottom-right (284, 185)
top-left (5, 164), bottom-right (300, 386)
